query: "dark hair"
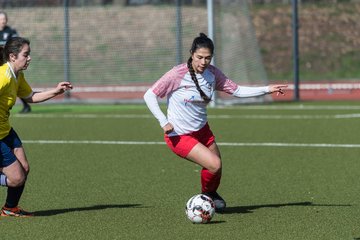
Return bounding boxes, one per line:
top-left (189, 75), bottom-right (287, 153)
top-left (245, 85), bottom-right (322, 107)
top-left (187, 33), bottom-right (214, 103)
top-left (189, 32), bottom-right (214, 55)
top-left (0, 37), bottom-right (30, 65)
top-left (0, 47), bottom-right (4, 65)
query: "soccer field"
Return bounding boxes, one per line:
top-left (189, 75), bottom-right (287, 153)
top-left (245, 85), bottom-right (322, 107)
top-left (2, 102), bottom-right (360, 240)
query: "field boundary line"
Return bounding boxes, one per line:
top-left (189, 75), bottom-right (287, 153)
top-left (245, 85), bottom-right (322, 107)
top-left (22, 140), bottom-right (360, 148)
top-left (14, 113), bottom-right (360, 119)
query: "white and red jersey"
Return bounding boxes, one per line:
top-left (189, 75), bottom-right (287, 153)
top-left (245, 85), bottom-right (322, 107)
top-left (144, 63), bottom-right (269, 136)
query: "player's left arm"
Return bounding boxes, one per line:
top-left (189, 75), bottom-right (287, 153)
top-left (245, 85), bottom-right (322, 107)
top-left (27, 82), bottom-right (73, 103)
top-left (212, 66), bottom-right (287, 97)
top-left (268, 84), bottom-right (287, 96)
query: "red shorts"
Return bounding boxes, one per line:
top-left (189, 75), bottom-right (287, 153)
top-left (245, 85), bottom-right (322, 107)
top-left (164, 123), bottom-right (215, 158)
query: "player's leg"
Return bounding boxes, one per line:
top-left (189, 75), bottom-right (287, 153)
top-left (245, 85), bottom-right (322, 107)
top-left (0, 130), bottom-right (32, 217)
top-left (1, 160), bottom-right (26, 187)
top-left (201, 141), bottom-right (226, 210)
top-left (186, 142), bottom-right (222, 194)
top-left (13, 146), bottom-right (30, 174)
top-left (6, 146), bottom-right (30, 207)
top-left (186, 142), bottom-right (226, 211)
top-left (208, 141), bottom-right (221, 162)
top-left (0, 131), bottom-right (27, 188)
top-left (193, 123), bottom-right (226, 211)
top-left (165, 133), bottom-right (222, 190)
top-left (186, 142), bottom-right (221, 174)
top-left (0, 159), bottom-right (32, 217)
top-left (164, 124), bottom-right (226, 211)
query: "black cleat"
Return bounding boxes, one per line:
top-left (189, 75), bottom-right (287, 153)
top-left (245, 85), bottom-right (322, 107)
top-left (19, 105), bottom-right (31, 114)
top-left (202, 191), bottom-right (226, 212)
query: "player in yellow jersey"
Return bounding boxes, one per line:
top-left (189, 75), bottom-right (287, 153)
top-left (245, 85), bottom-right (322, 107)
top-left (0, 11), bottom-right (31, 113)
top-left (0, 37), bottom-right (73, 217)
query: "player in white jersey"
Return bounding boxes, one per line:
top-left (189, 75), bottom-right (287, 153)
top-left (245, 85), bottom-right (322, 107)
top-left (144, 33), bottom-right (287, 211)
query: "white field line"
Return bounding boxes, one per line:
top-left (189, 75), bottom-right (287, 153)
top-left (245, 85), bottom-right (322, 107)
top-left (33, 83), bottom-right (360, 93)
top-left (13, 105), bottom-right (360, 112)
top-left (221, 105), bottom-right (360, 110)
top-left (21, 140), bottom-right (360, 148)
top-left (13, 113), bottom-right (360, 119)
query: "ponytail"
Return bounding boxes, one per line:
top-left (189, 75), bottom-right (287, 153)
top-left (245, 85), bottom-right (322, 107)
top-left (187, 33), bottom-right (214, 103)
top-left (187, 57), bottom-right (211, 103)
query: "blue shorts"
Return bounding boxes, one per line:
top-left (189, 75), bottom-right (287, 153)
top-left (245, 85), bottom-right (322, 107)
top-left (0, 128), bottom-right (22, 168)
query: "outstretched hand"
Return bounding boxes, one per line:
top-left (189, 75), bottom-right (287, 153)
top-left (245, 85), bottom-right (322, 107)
top-left (269, 84), bottom-right (288, 96)
top-left (56, 82), bottom-right (73, 94)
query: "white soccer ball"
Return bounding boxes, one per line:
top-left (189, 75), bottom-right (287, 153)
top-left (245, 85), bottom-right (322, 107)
top-left (185, 194), bottom-right (215, 224)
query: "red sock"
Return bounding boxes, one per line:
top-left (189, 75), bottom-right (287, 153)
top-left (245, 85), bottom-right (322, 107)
top-left (201, 168), bottom-right (221, 193)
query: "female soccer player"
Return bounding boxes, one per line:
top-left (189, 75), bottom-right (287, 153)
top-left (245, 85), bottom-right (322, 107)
top-left (144, 33), bottom-right (287, 211)
top-left (0, 11), bottom-right (31, 113)
top-left (0, 37), bottom-right (73, 217)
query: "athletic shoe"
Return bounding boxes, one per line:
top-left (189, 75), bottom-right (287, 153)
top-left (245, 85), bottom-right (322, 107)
top-left (202, 191), bottom-right (226, 212)
top-left (19, 105), bottom-right (31, 114)
top-left (1, 206), bottom-right (34, 217)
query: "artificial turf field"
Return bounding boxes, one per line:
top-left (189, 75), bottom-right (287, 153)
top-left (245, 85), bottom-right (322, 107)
top-left (1, 101), bottom-right (360, 240)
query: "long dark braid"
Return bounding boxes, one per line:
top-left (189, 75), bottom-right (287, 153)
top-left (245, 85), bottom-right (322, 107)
top-left (187, 57), bottom-right (211, 103)
top-left (187, 33), bottom-right (214, 103)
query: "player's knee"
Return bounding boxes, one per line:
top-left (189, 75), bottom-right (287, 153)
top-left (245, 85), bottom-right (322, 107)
top-left (210, 165), bottom-right (222, 174)
top-left (208, 159), bottom-right (222, 174)
top-left (7, 174), bottom-right (26, 187)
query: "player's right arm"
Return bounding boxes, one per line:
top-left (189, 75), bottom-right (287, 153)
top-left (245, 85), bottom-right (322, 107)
top-left (143, 89), bottom-right (170, 130)
top-left (143, 65), bottom-right (184, 134)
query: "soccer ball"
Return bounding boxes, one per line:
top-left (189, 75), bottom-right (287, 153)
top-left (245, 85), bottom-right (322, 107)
top-left (185, 194), bottom-right (215, 224)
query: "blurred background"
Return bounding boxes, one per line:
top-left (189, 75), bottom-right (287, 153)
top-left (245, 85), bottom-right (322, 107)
top-left (2, 0), bottom-right (360, 103)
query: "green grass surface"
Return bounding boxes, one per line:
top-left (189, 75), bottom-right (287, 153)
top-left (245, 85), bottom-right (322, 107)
top-left (2, 102), bottom-right (360, 239)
